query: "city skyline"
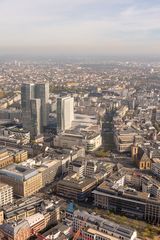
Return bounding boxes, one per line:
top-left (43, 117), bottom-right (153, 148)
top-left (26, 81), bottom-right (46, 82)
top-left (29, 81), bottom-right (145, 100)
top-left (0, 0), bottom-right (160, 56)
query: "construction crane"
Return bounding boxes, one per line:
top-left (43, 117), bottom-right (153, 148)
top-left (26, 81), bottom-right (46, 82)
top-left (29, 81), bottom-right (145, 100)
top-left (31, 228), bottom-right (69, 240)
top-left (73, 228), bottom-right (81, 240)
top-left (73, 228), bottom-right (93, 240)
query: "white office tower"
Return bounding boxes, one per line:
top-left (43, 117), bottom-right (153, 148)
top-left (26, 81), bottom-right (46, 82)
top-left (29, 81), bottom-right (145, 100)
top-left (35, 83), bottom-right (49, 127)
top-left (21, 83), bottom-right (35, 131)
top-left (57, 96), bottom-right (74, 131)
top-left (30, 99), bottom-right (41, 136)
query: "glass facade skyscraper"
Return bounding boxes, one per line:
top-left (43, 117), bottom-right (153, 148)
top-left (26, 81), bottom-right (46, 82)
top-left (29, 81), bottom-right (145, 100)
top-left (21, 82), bottom-right (49, 137)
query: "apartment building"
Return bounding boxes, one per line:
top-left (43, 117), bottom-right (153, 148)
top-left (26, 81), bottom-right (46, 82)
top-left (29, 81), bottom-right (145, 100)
top-left (0, 183), bottom-right (13, 207)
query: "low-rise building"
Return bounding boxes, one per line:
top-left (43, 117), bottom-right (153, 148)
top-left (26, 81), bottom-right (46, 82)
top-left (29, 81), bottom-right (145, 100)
top-left (0, 220), bottom-right (31, 240)
top-left (0, 196), bottom-right (61, 226)
top-left (72, 210), bottom-right (137, 240)
top-left (13, 150), bottom-right (28, 163)
top-left (57, 173), bottom-right (97, 201)
top-left (93, 170), bottom-right (160, 224)
top-left (1, 196), bottom-right (44, 223)
top-left (54, 131), bottom-right (102, 152)
top-left (0, 148), bottom-right (14, 168)
top-left (37, 160), bottom-right (61, 186)
top-left (152, 162), bottom-right (160, 177)
top-left (0, 164), bottom-right (42, 197)
top-left (114, 128), bottom-right (142, 153)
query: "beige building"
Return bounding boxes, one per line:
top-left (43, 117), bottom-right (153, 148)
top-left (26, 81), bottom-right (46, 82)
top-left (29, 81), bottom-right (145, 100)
top-left (14, 150), bottom-right (28, 163)
top-left (0, 220), bottom-right (31, 240)
top-left (0, 183), bottom-right (13, 207)
top-left (0, 164), bottom-right (42, 197)
top-left (114, 128), bottom-right (142, 153)
top-left (131, 145), bottom-right (151, 170)
top-left (0, 210), bottom-right (4, 224)
top-left (0, 148), bottom-right (14, 168)
top-left (38, 160), bottom-right (61, 186)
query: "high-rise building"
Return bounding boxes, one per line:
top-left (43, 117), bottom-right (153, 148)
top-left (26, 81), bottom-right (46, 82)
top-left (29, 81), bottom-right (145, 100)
top-left (57, 96), bottom-right (74, 131)
top-left (35, 83), bottom-right (49, 127)
top-left (30, 99), bottom-right (41, 137)
top-left (21, 82), bottom-right (49, 137)
top-left (21, 83), bottom-right (35, 131)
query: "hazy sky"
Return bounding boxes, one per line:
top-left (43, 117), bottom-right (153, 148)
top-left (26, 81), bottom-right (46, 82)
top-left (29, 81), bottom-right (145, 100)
top-left (0, 0), bottom-right (160, 55)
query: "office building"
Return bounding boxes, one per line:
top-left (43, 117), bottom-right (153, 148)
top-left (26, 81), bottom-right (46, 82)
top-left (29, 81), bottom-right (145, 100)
top-left (21, 83), bottom-right (35, 131)
top-left (0, 164), bottom-right (42, 197)
top-left (54, 131), bottom-right (102, 152)
top-left (0, 183), bottom-right (13, 207)
top-left (30, 98), bottom-right (41, 136)
top-left (35, 82), bottom-right (49, 127)
top-left (21, 82), bottom-right (49, 137)
top-left (92, 170), bottom-right (160, 224)
top-left (37, 160), bottom-right (61, 186)
top-left (57, 173), bottom-right (97, 201)
top-left (57, 96), bottom-right (74, 131)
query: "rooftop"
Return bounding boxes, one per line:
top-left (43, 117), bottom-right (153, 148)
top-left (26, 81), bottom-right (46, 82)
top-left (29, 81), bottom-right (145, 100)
top-left (58, 173), bottom-right (96, 189)
top-left (0, 164), bottom-right (39, 181)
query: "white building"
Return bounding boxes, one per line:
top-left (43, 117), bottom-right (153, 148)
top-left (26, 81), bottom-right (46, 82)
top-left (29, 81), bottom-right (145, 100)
top-left (57, 96), bottom-right (74, 131)
top-left (54, 131), bottom-right (102, 152)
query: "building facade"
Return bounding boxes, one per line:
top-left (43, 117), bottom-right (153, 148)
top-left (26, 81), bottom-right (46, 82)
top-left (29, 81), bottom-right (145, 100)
top-left (0, 183), bottom-right (13, 207)
top-left (57, 96), bottom-right (74, 131)
top-left (21, 83), bottom-right (35, 132)
top-left (21, 82), bottom-right (49, 137)
top-left (35, 82), bottom-right (49, 128)
top-left (0, 148), bottom-right (14, 169)
top-left (0, 165), bottom-right (42, 197)
top-left (30, 98), bottom-right (41, 136)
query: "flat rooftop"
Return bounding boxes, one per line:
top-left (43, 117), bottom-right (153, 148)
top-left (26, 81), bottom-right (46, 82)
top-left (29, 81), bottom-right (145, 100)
top-left (96, 181), bottom-right (155, 201)
top-left (58, 174), bottom-right (96, 189)
top-left (0, 164), bottom-right (39, 181)
top-left (0, 183), bottom-right (12, 191)
top-left (87, 228), bottom-right (119, 240)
